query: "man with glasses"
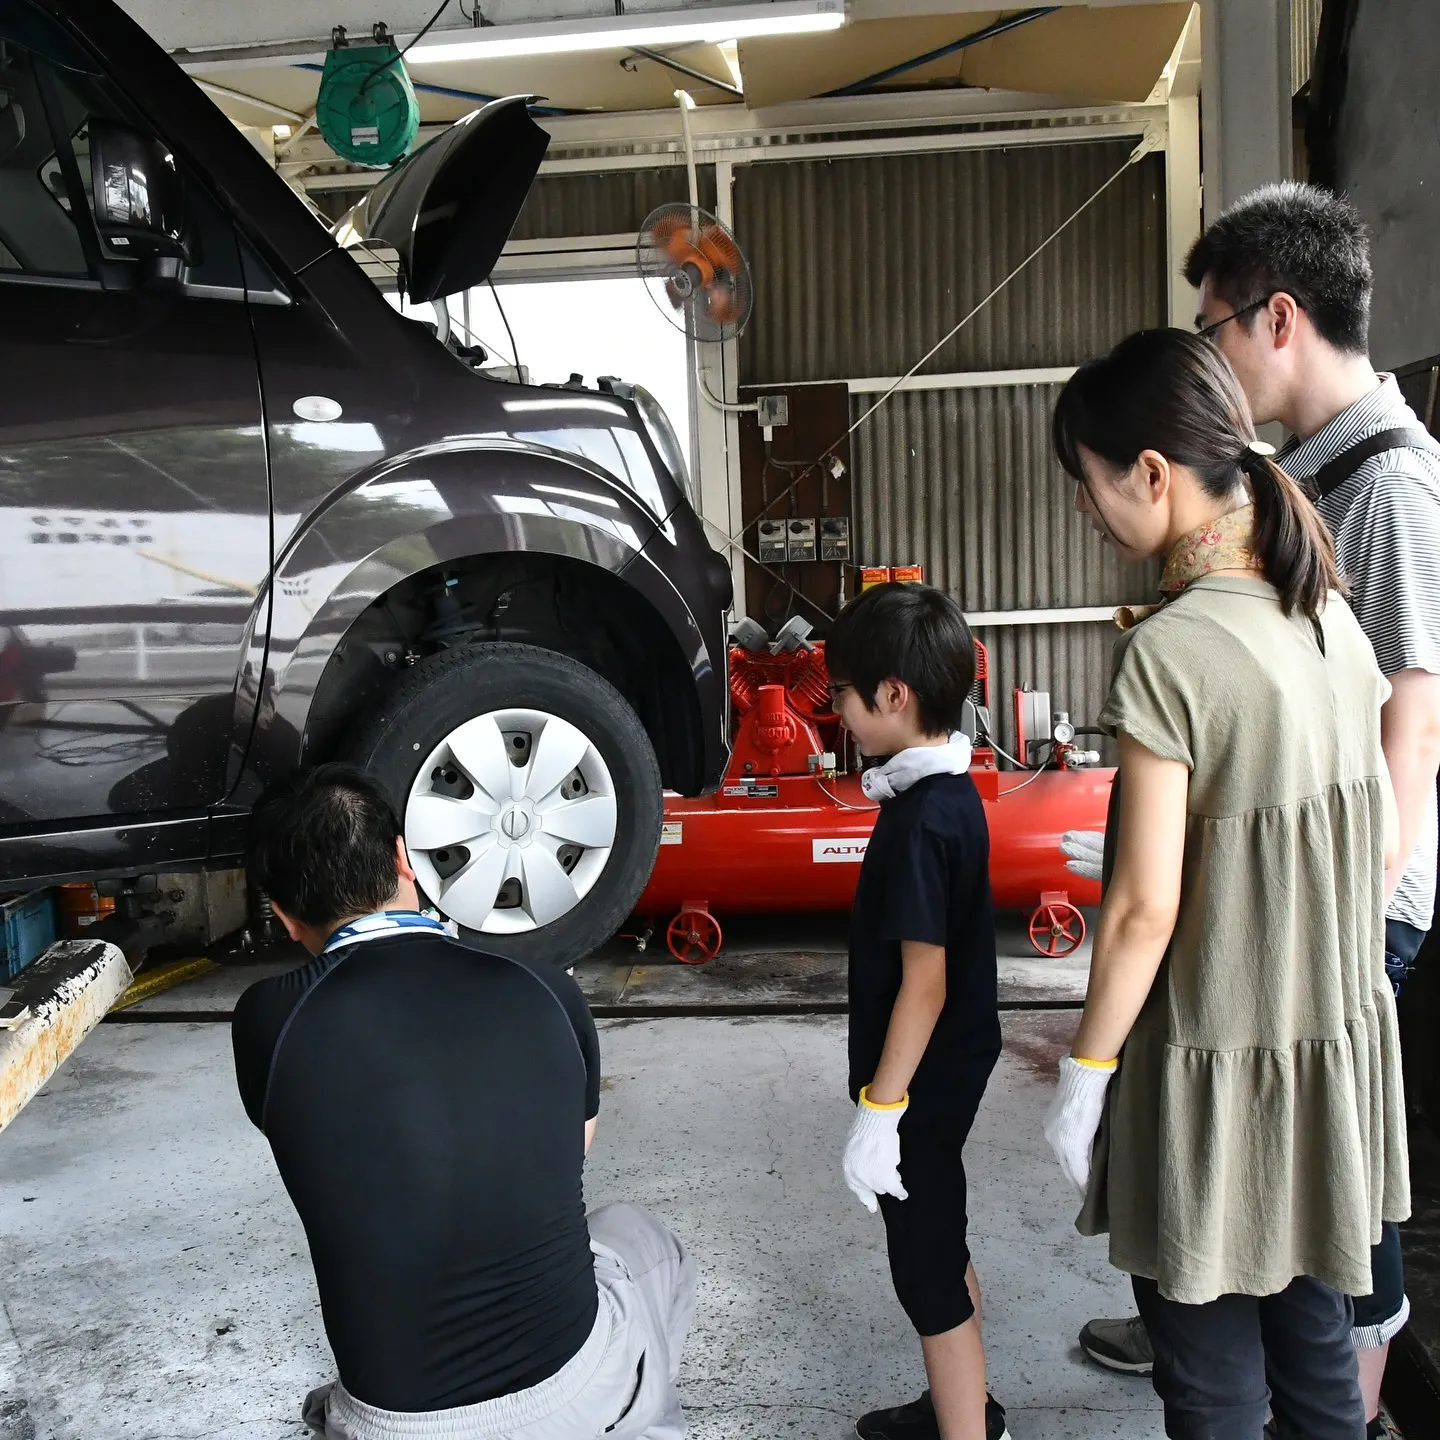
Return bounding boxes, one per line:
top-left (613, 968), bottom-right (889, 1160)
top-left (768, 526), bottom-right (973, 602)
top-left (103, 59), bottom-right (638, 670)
top-left (1074, 182), bottom-right (1440, 1440)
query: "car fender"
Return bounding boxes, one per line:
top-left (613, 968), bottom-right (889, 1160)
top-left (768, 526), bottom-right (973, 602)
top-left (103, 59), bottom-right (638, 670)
top-left (617, 522), bottom-right (731, 791)
top-left (237, 440), bottom-right (694, 788)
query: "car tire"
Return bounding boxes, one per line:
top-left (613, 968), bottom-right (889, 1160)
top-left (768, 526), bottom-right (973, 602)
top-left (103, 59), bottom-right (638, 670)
top-left (344, 642), bottom-right (662, 968)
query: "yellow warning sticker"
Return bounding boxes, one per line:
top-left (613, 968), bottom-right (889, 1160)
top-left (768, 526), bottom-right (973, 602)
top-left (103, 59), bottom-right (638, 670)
top-left (660, 821), bottom-right (684, 846)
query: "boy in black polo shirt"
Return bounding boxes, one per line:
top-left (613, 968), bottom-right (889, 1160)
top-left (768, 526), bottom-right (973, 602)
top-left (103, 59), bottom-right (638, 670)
top-left (827, 583), bottom-right (1006, 1440)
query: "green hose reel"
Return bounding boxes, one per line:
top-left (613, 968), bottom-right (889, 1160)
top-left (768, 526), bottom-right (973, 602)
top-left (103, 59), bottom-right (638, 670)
top-left (316, 29), bottom-right (420, 168)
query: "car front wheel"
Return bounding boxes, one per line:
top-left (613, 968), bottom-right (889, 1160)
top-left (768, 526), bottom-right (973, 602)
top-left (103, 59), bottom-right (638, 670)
top-left (345, 642), bottom-right (662, 967)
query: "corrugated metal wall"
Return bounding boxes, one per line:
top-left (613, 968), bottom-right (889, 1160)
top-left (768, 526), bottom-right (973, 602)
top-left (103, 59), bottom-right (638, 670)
top-left (1293, 0), bottom-right (1323, 94)
top-left (980, 622), bottom-right (1122, 749)
top-left (510, 167), bottom-right (716, 240)
top-left (850, 385), bottom-right (1140, 609)
top-left (850, 385), bottom-right (1150, 752)
top-left (735, 139), bottom-right (1166, 749)
top-left (310, 165), bottom-right (714, 234)
top-left (735, 140), bottom-right (1165, 382)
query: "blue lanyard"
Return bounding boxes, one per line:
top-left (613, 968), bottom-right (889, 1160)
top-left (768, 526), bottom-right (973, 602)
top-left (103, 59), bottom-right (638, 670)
top-left (322, 910), bottom-right (449, 955)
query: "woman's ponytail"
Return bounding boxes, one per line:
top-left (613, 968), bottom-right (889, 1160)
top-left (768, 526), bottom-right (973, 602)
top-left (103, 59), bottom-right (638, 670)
top-left (1051, 329), bottom-right (1346, 620)
top-left (1240, 450), bottom-right (1344, 619)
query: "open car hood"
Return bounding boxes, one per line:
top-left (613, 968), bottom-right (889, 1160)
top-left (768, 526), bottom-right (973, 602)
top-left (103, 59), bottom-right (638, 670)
top-left (334, 95), bottom-right (549, 302)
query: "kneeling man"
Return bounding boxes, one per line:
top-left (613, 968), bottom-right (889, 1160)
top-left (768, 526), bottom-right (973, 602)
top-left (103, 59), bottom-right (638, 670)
top-left (233, 763), bottom-right (696, 1439)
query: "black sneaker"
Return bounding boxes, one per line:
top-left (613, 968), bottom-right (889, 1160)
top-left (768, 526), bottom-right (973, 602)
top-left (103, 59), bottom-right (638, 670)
top-left (987, 1393), bottom-right (1009, 1439)
top-left (855, 1392), bottom-right (937, 1440)
top-left (1078, 1315), bottom-right (1154, 1376)
top-left (854, 1389), bottom-right (1010, 1440)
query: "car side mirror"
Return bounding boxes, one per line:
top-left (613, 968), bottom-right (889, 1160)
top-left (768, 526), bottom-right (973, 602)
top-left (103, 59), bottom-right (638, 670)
top-left (87, 118), bottom-right (192, 264)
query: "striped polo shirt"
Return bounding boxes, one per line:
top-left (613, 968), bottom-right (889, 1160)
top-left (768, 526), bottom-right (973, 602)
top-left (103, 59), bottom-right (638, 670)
top-left (1281, 375), bottom-right (1440, 931)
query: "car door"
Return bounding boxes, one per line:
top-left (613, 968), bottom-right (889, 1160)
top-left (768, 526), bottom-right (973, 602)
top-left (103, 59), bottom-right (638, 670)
top-left (0, 21), bottom-right (269, 838)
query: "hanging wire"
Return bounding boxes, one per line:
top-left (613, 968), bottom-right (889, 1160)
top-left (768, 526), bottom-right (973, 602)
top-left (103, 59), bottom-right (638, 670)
top-left (345, 233), bottom-right (518, 368)
top-left (997, 760), bottom-right (1054, 796)
top-left (844, 146), bottom-right (1145, 442)
top-left (361, 0), bottom-right (454, 95)
top-left (489, 278), bottom-right (521, 374)
top-left (982, 729), bottom-right (1046, 771)
top-left (813, 777), bottom-right (880, 812)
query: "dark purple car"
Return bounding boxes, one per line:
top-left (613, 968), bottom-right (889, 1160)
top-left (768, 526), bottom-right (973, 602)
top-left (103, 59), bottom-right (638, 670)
top-left (0, 0), bottom-right (732, 964)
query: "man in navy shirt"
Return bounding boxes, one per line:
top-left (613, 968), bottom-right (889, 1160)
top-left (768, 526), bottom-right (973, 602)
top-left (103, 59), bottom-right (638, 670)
top-left (233, 763), bottom-right (696, 1439)
top-left (828, 584), bottom-right (1006, 1440)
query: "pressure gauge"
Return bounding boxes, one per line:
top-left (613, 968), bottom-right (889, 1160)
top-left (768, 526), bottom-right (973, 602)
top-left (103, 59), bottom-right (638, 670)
top-left (1053, 715), bottom-right (1076, 745)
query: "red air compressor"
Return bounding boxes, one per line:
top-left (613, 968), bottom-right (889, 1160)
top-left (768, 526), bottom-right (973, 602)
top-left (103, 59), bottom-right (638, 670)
top-left (634, 625), bottom-right (1114, 962)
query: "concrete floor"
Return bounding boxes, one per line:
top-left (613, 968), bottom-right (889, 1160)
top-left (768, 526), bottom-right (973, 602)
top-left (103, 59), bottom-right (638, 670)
top-left (0, 991), bottom-right (1161, 1440)
top-left (118, 911), bottom-right (1093, 1016)
top-left (579, 912), bottom-right (1093, 1008)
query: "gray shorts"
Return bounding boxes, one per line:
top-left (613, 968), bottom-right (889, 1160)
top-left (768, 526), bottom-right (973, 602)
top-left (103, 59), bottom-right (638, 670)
top-left (303, 1204), bottom-right (697, 1440)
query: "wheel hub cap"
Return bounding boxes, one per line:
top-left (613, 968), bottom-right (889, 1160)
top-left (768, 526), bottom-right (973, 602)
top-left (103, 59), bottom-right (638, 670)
top-left (499, 804), bottom-right (533, 842)
top-left (404, 708), bottom-right (618, 937)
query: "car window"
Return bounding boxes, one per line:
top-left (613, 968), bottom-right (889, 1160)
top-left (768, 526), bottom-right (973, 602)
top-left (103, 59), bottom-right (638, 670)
top-left (40, 113), bottom-right (246, 292)
top-left (0, 40), bottom-right (92, 277)
top-left (1, 25), bottom-right (250, 294)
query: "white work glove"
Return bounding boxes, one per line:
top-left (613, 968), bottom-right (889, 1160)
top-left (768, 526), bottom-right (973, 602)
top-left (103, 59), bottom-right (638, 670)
top-left (1060, 829), bottom-right (1105, 883)
top-left (1044, 1057), bottom-right (1115, 1196)
top-left (843, 1088), bottom-right (909, 1213)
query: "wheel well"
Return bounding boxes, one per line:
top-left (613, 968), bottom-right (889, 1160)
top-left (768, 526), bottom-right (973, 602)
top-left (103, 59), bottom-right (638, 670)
top-left (305, 554), bottom-right (706, 794)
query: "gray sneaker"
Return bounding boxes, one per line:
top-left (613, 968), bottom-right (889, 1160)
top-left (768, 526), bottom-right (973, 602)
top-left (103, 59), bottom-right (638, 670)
top-left (1078, 1315), bottom-right (1154, 1375)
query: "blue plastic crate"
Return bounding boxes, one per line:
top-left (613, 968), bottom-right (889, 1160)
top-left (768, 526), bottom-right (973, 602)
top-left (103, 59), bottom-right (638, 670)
top-left (0, 891), bottom-right (57, 982)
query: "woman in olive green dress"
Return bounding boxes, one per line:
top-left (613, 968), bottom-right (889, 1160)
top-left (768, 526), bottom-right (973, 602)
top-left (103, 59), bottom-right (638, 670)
top-left (1042, 329), bottom-right (1408, 1439)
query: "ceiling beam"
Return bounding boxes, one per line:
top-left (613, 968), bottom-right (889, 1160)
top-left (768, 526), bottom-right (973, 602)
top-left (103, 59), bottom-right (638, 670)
top-left (822, 6), bottom-right (1058, 98)
top-left (624, 46), bottom-right (743, 95)
top-left (193, 78), bottom-right (306, 122)
top-left (301, 113), bottom-right (1157, 189)
top-left (272, 86), bottom-right (1157, 170)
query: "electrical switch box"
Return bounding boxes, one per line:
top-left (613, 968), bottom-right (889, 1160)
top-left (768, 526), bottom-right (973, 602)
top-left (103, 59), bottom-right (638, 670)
top-left (757, 518), bottom-right (788, 564)
top-left (756, 394), bottom-right (790, 430)
top-left (1014, 688), bottom-right (1053, 761)
top-left (819, 516), bottom-right (850, 561)
top-left (787, 518), bottom-right (817, 563)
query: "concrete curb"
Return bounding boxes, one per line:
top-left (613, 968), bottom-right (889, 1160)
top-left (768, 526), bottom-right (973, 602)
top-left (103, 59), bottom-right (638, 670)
top-left (0, 940), bottom-right (131, 1135)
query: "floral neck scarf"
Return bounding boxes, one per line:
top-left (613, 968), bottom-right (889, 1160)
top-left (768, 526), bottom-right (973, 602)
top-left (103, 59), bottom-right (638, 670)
top-left (1115, 505), bottom-right (1260, 630)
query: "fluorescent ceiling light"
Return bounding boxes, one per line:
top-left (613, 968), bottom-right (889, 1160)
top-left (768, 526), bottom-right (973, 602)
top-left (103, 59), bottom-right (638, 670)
top-left (407, 0), bottom-right (844, 62)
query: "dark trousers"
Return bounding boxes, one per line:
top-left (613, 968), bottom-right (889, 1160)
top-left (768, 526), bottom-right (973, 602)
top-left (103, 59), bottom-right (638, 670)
top-left (1384, 916), bottom-right (1426, 998)
top-left (877, 1098), bottom-right (986, 1337)
top-left (1347, 919), bottom-right (1425, 1340)
top-left (1132, 1274), bottom-right (1364, 1440)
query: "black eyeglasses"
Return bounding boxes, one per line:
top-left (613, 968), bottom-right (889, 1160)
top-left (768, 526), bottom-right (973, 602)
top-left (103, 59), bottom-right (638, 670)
top-left (1197, 294), bottom-right (1273, 340)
